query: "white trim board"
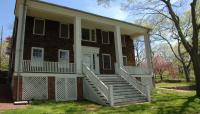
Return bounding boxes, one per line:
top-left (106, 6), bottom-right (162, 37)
top-left (81, 46), bottom-right (100, 54)
top-left (13, 72), bottom-right (83, 78)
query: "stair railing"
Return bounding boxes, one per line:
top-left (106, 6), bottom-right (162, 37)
top-left (82, 64), bottom-right (114, 106)
top-left (119, 67), bottom-right (151, 102)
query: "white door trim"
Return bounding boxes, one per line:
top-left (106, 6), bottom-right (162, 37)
top-left (82, 46), bottom-right (100, 74)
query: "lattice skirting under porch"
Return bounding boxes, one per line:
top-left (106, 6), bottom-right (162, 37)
top-left (19, 76), bottom-right (77, 101)
top-left (22, 77), bottom-right (48, 100)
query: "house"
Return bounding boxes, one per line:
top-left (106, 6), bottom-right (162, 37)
top-left (9, 0), bottom-right (153, 106)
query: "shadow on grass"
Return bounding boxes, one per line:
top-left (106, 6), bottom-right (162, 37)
top-left (178, 96), bottom-right (200, 114)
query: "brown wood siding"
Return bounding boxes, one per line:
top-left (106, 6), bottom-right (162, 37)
top-left (82, 29), bottom-right (116, 74)
top-left (23, 16), bottom-right (74, 62)
top-left (22, 16), bottom-right (135, 74)
top-left (122, 35), bottom-right (135, 66)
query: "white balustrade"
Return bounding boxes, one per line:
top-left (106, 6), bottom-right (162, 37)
top-left (124, 66), bottom-right (150, 75)
top-left (119, 67), bottom-right (150, 101)
top-left (22, 60), bottom-right (75, 73)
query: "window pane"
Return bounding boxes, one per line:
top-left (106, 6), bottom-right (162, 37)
top-left (60, 24), bottom-right (69, 38)
top-left (103, 55), bottom-right (111, 69)
top-left (34, 19), bottom-right (44, 35)
top-left (91, 30), bottom-right (96, 41)
top-left (82, 28), bottom-right (90, 40)
top-left (33, 49), bottom-right (42, 59)
top-left (59, 51), bottom-right (69, 60)
top-left (102, 31), bottom-right (109, 44)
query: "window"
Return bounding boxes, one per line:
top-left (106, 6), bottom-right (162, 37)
top-left (82, 28), bottom-right (96, 42)
top-left (58, 49), bottom-right (70, 68)
top-left (102, 31), bottom-right (110, 44)
top-left (102, 54), bottom-right (111, 70)
top-left (58, 50), bottom-right (69, 62)
top-left (31, 47), bottom-right (44, 66)
top-left (33, 18), bottom-right (45, 35)
top-left (121, 35), bottom-right (126, 47)
top-left (123, 56), bottom-right (128, 66)
top-left (31, 47), bottom-right (44, 60)
top-left (60, 23), bottom-right (69, 39)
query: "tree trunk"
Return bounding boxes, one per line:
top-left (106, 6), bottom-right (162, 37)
top-left (190, 52), bottom-right (200, 97)
top-left (183, 66), bottom-right (190, 82)
top-left (160, 73), bottom-right (163, 81)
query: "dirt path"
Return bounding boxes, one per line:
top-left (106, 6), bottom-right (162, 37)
top-left (0, 84), bottom-right (27, 111)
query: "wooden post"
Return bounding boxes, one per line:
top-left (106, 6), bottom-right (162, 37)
top-left (108, 85), bottom-right (114, 106)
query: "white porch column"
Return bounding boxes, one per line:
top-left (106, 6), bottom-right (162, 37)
top-left (144, 32), bottom-right (153, 89)
top-left (144, 32), bottom-right (152, 73)
top-left (114, 26), bottom-right (123, 72)
top-left (14, 4), bottom-right (27, 72)
top-left (74, 16), bottom-right (82, 74)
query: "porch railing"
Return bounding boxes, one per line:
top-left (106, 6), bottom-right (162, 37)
top-left (123, 66), bottom-right (150, 75)
top-left (22, 60), bottom-right (75, 73)
top-left (82, 64), bottom-right (114, 106)
top-left (119, 67), bottom-right (151, 101)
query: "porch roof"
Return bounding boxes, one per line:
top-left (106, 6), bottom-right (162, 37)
top-left (15, 0), bottom-right (152, 36)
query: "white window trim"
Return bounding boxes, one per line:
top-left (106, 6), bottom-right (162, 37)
top-left (123, 56), bottom-right (128, 66)
top-left (102, 54), bottom-right (112, 70)
top-left (33, 18), bottom-right (45, 36)
top-left (31, 47), bottom-right (44, 61)
top-left (122, 35), bottom-right (126, 47)
top-left (82, 28), bottom-right (96, 42)
top-left (58, 49), bottom-right (70, 62)
top-left (59, 23), bottom-right (70, 39)
top-left (101, 31), bottom-right (110, 44)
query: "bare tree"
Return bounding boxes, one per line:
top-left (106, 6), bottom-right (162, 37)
top-left (98, 0), bottom-right (200, 96)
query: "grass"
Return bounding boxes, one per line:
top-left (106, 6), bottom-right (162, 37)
top-left (2, 83), bottom-right (200, 114)
top-left (156, 81), bottom-right (195, 88)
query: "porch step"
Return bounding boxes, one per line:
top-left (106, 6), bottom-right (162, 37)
top-left (98, 74), bottom-right (147, 106)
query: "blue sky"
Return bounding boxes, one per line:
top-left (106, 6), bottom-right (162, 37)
top-left (0, 0), bottom-right (130, 40)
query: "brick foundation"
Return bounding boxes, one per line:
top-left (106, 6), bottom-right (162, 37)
top-left (12, 76), bottom-right (23, 101)
top-left (77, 77), bottom-right (83, 100)
top-left (48, 77), bottom-right (55, 100)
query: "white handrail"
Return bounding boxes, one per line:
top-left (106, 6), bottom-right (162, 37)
top-left (119, 67), bottom-right (150, 101)
top-left (82, 64), bottom-right (114, 106)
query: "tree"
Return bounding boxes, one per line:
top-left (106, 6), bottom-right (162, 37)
top-left (0, 37), bottom-right (10, 71)
top-left (98, 0), bottom-right (200, 96)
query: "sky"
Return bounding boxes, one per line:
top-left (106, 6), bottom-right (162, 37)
top-left (0, 0), bottom-right (130, 40)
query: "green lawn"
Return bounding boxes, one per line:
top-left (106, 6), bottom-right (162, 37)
top-left (2, 84), bottom-right (200, 114)
top-left (156, 81), bottom-right (195, 88)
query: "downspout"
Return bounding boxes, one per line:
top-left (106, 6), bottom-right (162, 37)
top-left (17, 0), bottom-right (27, 101)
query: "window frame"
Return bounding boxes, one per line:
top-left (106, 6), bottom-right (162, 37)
top-left (81, 28), bottom-right (96, 42)
top-left (101, 31), bottom-right (110, 44)
top-left (33, 18), bottom-right (45, 36)
top-left (31, 47), bottom-right (44, 61)
top-left (58, 49), bottom-right (70, 62)
top-left (102, 54), bottom-right (112, 70)
top-left (59, 23), bottom-right (70, 39)
top-left (123, 56), bottom-right (128, 66)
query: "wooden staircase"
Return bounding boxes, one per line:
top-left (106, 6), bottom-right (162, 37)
top-left (98, 75), bottom-right (147, 106)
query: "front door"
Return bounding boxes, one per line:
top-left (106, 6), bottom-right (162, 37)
top-left (83, 54), bottom-right (92, 68)
top-left (83, 54), bottom-right (99, 74)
